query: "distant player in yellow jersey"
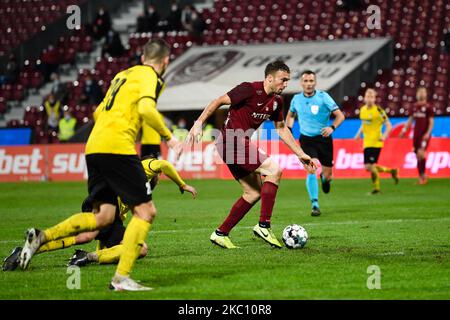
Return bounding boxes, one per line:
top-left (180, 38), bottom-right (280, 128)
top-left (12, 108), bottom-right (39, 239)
top-left (18, 39), bottom-right (181, 291)
top-left (2, 158), bottom-right (197, 271)
top-left (354, 88), bottom-right (399, 194)
top-left (140, 112), bottom-right (165, 158)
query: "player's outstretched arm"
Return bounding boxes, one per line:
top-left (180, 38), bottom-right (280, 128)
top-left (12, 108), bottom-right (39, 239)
top-left (153, 160), bottom-right (197, 198)
top-left (381, 118), bottom-right (392, 141)
top-left (274, 120), bottom-right (316, 171)
top-left (399, 116), bottom-right (413, 138)
top-left (138, 97), bottom-right (172, 140)
top-left (138, 97), bottom-right (182, 155)
top-left (181, 184), bottom-right (197, 198)
top-left (187, 94), bottom-right (231, 144)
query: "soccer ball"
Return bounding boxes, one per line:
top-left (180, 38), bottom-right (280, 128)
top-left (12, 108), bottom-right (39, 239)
top-left (282, 224), bottom-right (308, 249)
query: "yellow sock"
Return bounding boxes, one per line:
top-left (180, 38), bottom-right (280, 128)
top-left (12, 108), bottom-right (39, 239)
top-left (371, 171), bottom-right (380, 190)
top-left (97, 245), bottom-right (124, 264)
top-left (44, 213), bottom-right (97, 242)
top-left (376, 165), bottom-right (392, 173)
top-left (96, 240), bottom-right (104, 251)
top-left (116, 216), bottom-right (151, 277)
top-left (37, 236), bottom-right (76, 253)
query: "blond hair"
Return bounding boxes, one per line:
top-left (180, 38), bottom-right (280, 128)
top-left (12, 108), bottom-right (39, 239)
top-left (143, 39), bottom-right (170, 63)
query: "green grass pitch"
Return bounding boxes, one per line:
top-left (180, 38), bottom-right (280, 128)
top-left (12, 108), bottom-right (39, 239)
top-left (0, 178), bottom-right (449, 299)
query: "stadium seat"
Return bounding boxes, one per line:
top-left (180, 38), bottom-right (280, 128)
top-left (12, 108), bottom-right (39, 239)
top-left (6, 0), bottom-right (447, 134)
top-left (0, 97), bottom-right (7, 115)
top-left (12, 84), bottom-right (25, 101)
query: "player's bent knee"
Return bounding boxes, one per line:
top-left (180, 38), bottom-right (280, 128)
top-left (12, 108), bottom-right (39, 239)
top-left (273, 165), bottom-right (283, 178)
top-left (243, 190), bottom-right (260, 203)
top-left (139, 243), bottom-right (148, 258)
top-left (266, 163), bottom-right (282, 182)
top-left (417, 150), bottom-right (426, 159)
top-left (148, 203), bottom-right (157, 220)
top-left (133, 202), bottom-right (157, 223)
top-left (95, 205), bottom-right (116, 228)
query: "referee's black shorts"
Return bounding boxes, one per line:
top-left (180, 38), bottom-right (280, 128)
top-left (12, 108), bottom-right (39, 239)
top-left (85, 154), bottom-right (152, 207)
top-left (299, 134), bottom-right (334, 167)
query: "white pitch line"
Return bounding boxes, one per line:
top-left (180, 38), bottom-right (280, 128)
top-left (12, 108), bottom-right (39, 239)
top-left (376, 251), bottom-right (405, 256)
top-left (1, 216), bottom-right (449, 244)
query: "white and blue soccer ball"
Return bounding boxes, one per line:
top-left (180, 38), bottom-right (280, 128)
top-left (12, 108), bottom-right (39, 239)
top-left (282, 224), bottom-right (308, 249)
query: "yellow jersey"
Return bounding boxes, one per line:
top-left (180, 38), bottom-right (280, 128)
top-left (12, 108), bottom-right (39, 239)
top-left (359, 104), bottom-right (388, 148)
top-left (141, 112), bottom-right (164, 145)
top-left (86, 65), bottom-right (168, 155)
top-left (117, 158), bottom-right (186, 221)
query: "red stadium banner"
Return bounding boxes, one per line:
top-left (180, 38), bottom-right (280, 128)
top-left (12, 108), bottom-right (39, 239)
top-left (1, 138), bottom-right (450, 182)
top-left (46, 144), bottom-right (87, 181)
top-left (0, 145), bottom-right (46, 182)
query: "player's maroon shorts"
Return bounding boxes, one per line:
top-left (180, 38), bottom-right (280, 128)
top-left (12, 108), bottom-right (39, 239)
top-left (215, 132), bottom-right (268, 180)
top-left (413, 135), bottom-right (430, 153)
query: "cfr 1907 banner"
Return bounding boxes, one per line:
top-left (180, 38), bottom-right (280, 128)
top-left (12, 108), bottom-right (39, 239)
top-left (1, 139), bottom-right (450, 182)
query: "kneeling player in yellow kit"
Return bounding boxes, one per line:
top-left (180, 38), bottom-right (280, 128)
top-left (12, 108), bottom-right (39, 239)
top-left (68, 157), bottom-right (197, 267)
top-left (354, 88), bottom-right (399, 194)
top-left (2, 158), bottom-right (197, 271)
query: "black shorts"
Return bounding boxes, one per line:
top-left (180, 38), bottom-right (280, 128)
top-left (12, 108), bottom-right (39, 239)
top-left (86, 154), bottom-right (152, 207)
top-left (299, 134), bottom-right (334, 167)
top-left (81, 195), bottom-right (124, 248)
top-left (95, 216), bottom-right (125, 248)
top-left (364, 148), bottom-right (382, 164)
top-left (140, 144), bottom-right (161, 159)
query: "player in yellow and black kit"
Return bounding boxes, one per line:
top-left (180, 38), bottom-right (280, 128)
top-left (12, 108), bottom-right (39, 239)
top-left (18, 39), bottom-right (182, 291)
top-left (69, 157), bottom-right (197, 267)
top-left (2, 158), bottom-right (197, 271)
top-left (355, 88), bottom-right (399, 194)
top-left (69, 158), bottom-right (196, 267)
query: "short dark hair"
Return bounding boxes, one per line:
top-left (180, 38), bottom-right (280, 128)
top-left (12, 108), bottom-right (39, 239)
top-left (265, 60), bottom-right (290, 77)
top-left (301, 70), bottom-right (316, 77)
top-left (143, 38), bottom-right (170, 62)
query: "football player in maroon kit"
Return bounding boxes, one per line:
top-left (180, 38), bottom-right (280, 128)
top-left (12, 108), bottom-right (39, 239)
top-left (400, 87), bottom-right (435, 184)
top-left (186, 61), bottom-right (315, 249)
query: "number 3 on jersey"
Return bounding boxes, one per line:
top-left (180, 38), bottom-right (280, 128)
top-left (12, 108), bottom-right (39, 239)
top-left (105, 78), bottom-right (127, 111)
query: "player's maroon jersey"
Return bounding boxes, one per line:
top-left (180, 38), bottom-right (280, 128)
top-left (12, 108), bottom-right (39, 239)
top-left (223, 81), bottom-right (284, 132)
top-left (410, 102), bottom-right (434, 138)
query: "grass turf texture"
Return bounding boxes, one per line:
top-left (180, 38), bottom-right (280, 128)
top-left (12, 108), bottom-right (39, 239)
top-left (0, 178), bottom-right (449, 300)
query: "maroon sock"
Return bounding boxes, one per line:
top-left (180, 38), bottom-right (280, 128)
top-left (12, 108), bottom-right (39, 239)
top-left (218, 197), bottom-right (254, 235)
top-left (418, 159), bottom-right (426, 176)
top-left (259, 181), bottom-right (279, 226)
